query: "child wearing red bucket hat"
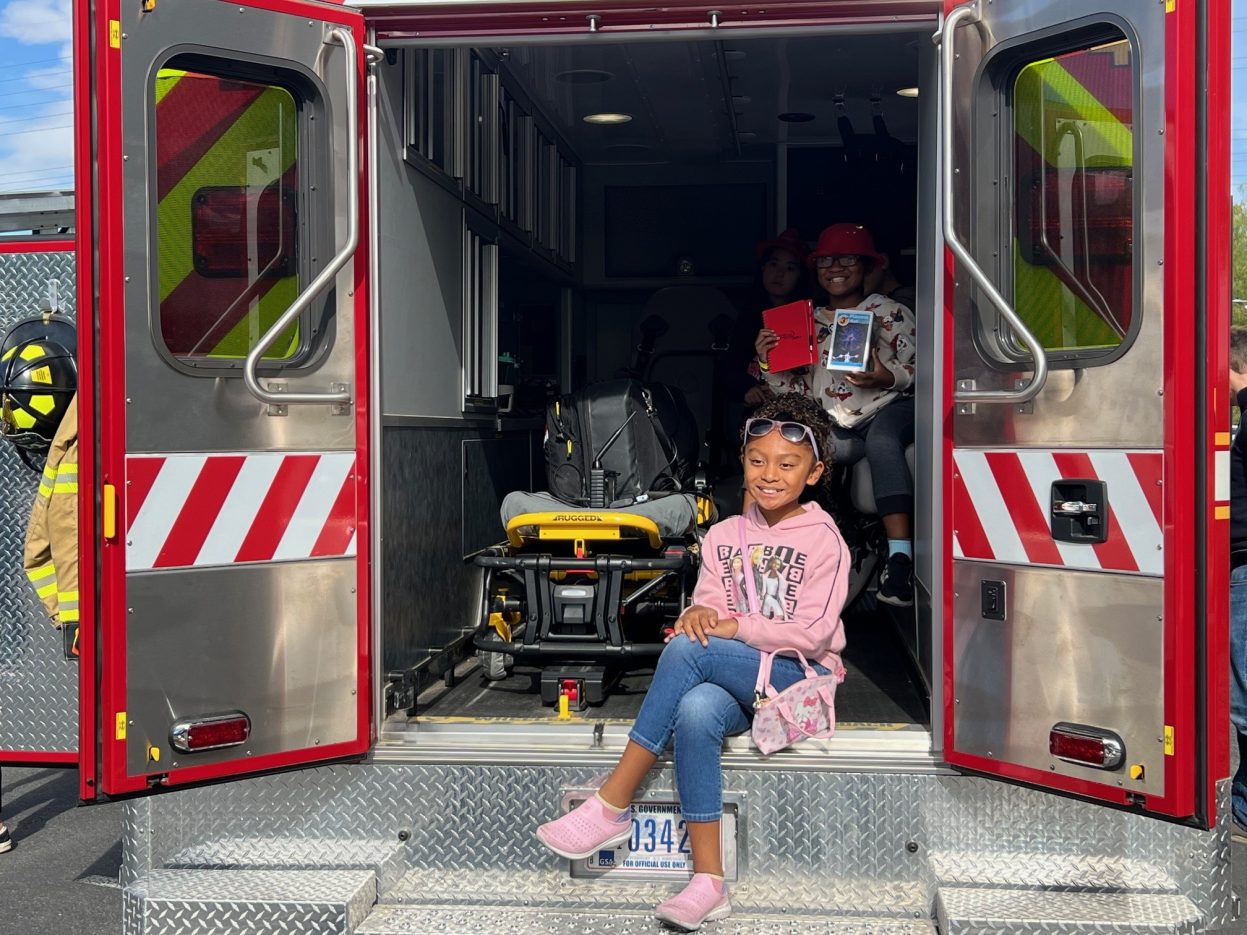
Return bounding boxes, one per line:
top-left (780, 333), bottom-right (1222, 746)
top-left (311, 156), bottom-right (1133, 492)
top-left (753, 222), bottom-right (917, 607)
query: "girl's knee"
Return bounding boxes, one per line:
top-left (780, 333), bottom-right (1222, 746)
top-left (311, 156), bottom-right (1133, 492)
top-left (675, 684), bottom-right (731, 735)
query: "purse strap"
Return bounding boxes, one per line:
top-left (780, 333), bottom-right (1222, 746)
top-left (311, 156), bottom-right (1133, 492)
top-left (736, 515), bottom-right (759, 615)
top-left (754, 645), bottom-right (819, 700)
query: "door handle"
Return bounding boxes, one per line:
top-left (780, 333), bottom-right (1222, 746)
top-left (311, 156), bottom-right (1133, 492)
top-left (243, 26), bottom-right (359, 408)
top-left (1050, 480), bottom-right (1108, 544)
top-left (941, 3), bottom-right (1050, 405)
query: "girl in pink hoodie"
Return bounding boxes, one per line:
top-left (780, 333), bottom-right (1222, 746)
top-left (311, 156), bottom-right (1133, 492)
top-left (537, 394), bottom-right (849, 931)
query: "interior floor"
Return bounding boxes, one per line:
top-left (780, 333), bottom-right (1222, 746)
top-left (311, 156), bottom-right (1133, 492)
top-left (414, 605), bottom-right (929, 726)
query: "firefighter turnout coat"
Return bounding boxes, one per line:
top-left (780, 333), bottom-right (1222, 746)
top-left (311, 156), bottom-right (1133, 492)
top-left (22, 393), bottom-right (78, 629)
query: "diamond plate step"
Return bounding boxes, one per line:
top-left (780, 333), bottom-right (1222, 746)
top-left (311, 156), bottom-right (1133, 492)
top-left (936, 887), bottom-right (1202, 934)
top-left (124, 868), bottom-right (376, 935)
top-left (164, 836), bottom-right (407, 895)
top-left (929, 849), bottom-right (1179, 892)
top-left (385, 866), bottom-right (930, 917)
top-left (357, 904), bottom-right (939, 934)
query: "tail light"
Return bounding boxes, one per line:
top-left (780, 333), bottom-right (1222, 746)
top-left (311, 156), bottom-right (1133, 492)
top-left (1049, 722), bottom-right (1124, 770)
top-left (191, 184), bottom-right (297, 278)
top-left (170, 711), bottom-right (252, 753)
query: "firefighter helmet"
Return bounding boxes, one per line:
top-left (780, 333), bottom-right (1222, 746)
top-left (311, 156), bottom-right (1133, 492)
top-left (0, 337), bottom-right (77, 451)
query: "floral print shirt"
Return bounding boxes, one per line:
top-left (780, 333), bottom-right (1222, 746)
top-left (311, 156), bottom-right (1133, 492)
top-left (762, 293), bottom-right (916, 430)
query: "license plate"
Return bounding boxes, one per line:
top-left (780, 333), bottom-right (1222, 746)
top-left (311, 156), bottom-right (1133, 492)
top-left (579, 802), bottom-right (738, 880)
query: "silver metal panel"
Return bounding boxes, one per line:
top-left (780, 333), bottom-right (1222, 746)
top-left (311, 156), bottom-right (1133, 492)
top-left (119, 761), bottom-right (1230, 932)
top-left (376, 60), bottom-right (472, 422)
top-left (952, 561), bottom-right (1164, 792)
top-left (125, 560), bottom-right (359, 775)
top-left (936, 888), bottom-right (1200, 935)
top-left (0, 249), bottom-right (78, 755)
top-left (949, 0), bottom-right (1167, 449)
top-left (120, 2), bottom-right (358, 453)
top-left (127, 868), bottom-right (375, 935)
top-left (122, 798), bottom-right (153, 888)
top-left (358, 904), bottom-right (939, 934)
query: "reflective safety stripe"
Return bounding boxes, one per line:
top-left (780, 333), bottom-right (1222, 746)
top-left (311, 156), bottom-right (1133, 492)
top-left (59, 608), bottom-right (80, 623)
top-left (57, 463), bottom-right (78, 477)
top-left (39, 464), bottom-right (56, 497)
top-left (52, 481), bottom-right (79, 494)
top-left (27, 563), bottom-right (56, 582)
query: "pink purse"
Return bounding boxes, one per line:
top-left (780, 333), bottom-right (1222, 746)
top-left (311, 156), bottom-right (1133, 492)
top-left (736, 517), bottom-right (845, 755)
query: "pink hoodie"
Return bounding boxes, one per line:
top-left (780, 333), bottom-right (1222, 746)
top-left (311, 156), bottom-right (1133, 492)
top-left (692, 502), bottom-right (848, 672)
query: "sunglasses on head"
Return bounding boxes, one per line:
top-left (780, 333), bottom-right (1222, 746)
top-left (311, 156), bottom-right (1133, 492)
top-left (814, 254), bottom-right (864, 269)
top-left (744, 418), bottom-right (821, 462)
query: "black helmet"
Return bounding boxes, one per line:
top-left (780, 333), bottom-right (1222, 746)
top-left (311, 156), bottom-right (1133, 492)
top-left (1, 337), bottom-right (77, 451)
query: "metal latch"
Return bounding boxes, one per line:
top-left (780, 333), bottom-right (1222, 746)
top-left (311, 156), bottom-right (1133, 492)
top-left (1050, 479), bottom-right (1108, 544)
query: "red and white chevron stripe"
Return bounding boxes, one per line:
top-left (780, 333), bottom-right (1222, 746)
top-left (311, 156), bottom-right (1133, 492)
top-left (952, 449), bottom-right (1163, 576)
top-left (126, 452), bottom-right (358, 571)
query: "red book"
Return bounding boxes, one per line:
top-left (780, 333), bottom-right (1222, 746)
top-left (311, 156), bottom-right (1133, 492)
top-left (762, 300), bottom-right (817, 373)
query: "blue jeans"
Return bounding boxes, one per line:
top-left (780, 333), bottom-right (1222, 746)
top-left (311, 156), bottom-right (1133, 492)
top-left (829, 396), bottom-right (915, 516)
top-left (629, 636), bottom-right (829, 822)
top-left (1232, 566), bottom-right (1247, 827)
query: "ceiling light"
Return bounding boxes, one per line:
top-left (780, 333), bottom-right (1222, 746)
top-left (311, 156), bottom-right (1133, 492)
top-left (555, 69), bottom-right (614, 84)
top-left (896, 87), bottom-right (920, 98)
top-left (777, 112), bottom-right (815, 123)
top-left (583, 112), bottom-right (633, 125)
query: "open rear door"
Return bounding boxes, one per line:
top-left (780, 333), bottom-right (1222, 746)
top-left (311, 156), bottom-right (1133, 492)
top-left (83, 0), bottom-right (370, 797)
top-left (941, 0), bottom-right (1228, 822)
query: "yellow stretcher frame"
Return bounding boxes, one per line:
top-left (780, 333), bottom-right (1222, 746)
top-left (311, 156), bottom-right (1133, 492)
top-left (505, 511), bottom-right (664, 551)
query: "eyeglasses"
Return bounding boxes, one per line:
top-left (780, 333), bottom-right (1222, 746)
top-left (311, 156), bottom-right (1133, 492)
top-left (744, 418), bottom-right (821, 462)
top-left (814, 254), bottom-right (863, 269)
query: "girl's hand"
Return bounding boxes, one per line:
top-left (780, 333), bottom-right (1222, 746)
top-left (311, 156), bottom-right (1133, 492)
top-left (754, 328), bottom-right (779, 361)
top-left (845, 349), bottom-right (895, 389)
top-left (669, 606), bottom-right (736, 646)
top-left (744, 384), bottom-right (774, 406)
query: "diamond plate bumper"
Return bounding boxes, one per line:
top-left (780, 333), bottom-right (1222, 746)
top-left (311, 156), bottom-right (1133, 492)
top-left (119, 764), bottom-right (1234, 934)
top-left (357, 904), bottom-right (939, 934)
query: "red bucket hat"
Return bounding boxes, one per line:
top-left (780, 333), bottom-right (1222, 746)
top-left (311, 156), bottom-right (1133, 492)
top-left (807, 223), bottom-right (884, 268)
top-left (755, 228), bottom-right (810, 263)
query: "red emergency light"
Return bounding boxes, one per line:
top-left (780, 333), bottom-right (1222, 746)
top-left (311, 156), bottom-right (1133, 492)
top-left (169, 711), bottom-right (252, 754)
top-left (191, 184), bottom-right (297, 279)
top-left (1049, 722), bottom-right (1124, 770)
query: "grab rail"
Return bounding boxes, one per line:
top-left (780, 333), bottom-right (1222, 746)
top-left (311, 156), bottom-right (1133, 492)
top-left (941, 3), bottom-right (1049, 405)
top-left (243, 26), bottom-right (358, 407)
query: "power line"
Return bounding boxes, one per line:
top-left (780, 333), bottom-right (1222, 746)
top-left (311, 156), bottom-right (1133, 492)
top-left (0, 165), bottom-right (74, 180)
top-left (0, 108), bottom-right (71, 130)
top-left (0, 57), bottom-right (62, 74)
top-left (0, 124), bottom-right (73, 138)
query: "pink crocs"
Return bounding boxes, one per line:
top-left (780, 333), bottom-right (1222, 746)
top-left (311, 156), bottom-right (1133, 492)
top-left (535, 794), bottom-right (632, 860)
top-left (654, 873), bottom-right (732, 931)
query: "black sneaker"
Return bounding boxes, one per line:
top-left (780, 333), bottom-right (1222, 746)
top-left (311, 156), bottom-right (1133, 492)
top-left (877, 553), bottom-right (914, 607)
top-left (0, 823), bottom-right (11, 854)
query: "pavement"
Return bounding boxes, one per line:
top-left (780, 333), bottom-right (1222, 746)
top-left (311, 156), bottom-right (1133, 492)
top-left (1, 759), bottom-right (1246, 934)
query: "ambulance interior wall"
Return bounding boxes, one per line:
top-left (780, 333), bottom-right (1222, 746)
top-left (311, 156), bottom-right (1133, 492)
top-left (0, 250), bottom-right (77, 755)
top-left (374, 59), bottom-right (539, 678)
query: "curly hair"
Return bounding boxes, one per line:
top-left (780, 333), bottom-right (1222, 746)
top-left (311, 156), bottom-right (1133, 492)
top-left (742, 393), bottom-right (834, 496)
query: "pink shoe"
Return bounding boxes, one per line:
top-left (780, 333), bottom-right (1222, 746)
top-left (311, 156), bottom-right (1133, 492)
top-left (535, 794), bottom-right (632, 860)
top-left (654, 873), bottom-right (732, 931)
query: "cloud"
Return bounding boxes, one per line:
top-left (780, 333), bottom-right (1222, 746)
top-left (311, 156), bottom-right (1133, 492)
top-left (0, 0), bottom-right (72, 45)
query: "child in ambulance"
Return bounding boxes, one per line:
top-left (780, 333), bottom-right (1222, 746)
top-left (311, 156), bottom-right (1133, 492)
top-left (753, 223), bottom-right (918, 606)
top-left (536, 394), bottom-right (849, 931)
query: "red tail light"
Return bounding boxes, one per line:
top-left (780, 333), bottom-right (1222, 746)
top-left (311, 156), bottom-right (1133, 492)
top-left (169, 712), bottom-right (252, 753)
top-left (1049, 722), bottom-right (1124, 770)
top-left (191, 184), bottom-right (297, 278)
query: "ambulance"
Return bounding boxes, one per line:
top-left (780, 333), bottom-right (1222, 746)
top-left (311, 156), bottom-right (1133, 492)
top-left (0, 0), bottom-right (1234, 931)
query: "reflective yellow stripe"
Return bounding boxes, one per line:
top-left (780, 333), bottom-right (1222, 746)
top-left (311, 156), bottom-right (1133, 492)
top-left (35, 581), bottom-right (57, 599)
top-left (27, 564), bottom-right (56, 582)
top-left (58, 590), bottom-right (79, 603)
top-left (56, 463), bottom-right (78, 478)
top-left (52, 481), bottom-right (79, 494)
top-left (154, 68), bottom-right (187, 106)
top-left (60, 608), bottom-right (80, 623)
top-left (42, 465), bottom-right (57, 482)
top-left (38, 483), bottom-right (53, 498)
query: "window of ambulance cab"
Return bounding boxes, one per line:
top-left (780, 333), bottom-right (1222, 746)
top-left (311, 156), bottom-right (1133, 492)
top-left (152, 61), bottom-right (327, 371)
top-left (1004, 32), bottom-right (1137, 366)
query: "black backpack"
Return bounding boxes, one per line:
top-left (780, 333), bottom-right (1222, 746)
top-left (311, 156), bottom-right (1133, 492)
top-left (544, 380), bottom-right (698, 507)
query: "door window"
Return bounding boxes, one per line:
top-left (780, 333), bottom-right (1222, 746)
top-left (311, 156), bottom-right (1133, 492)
top-left (153, 64), bottom-right (304, 363)
top-left (1009, 35), bottom-right (1135, 359)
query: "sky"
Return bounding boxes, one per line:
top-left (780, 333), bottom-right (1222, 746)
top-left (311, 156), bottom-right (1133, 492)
top-left (0, 1), bottom-right (1241, 196)
top-left (0, 0), bottom-right (73, 196)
